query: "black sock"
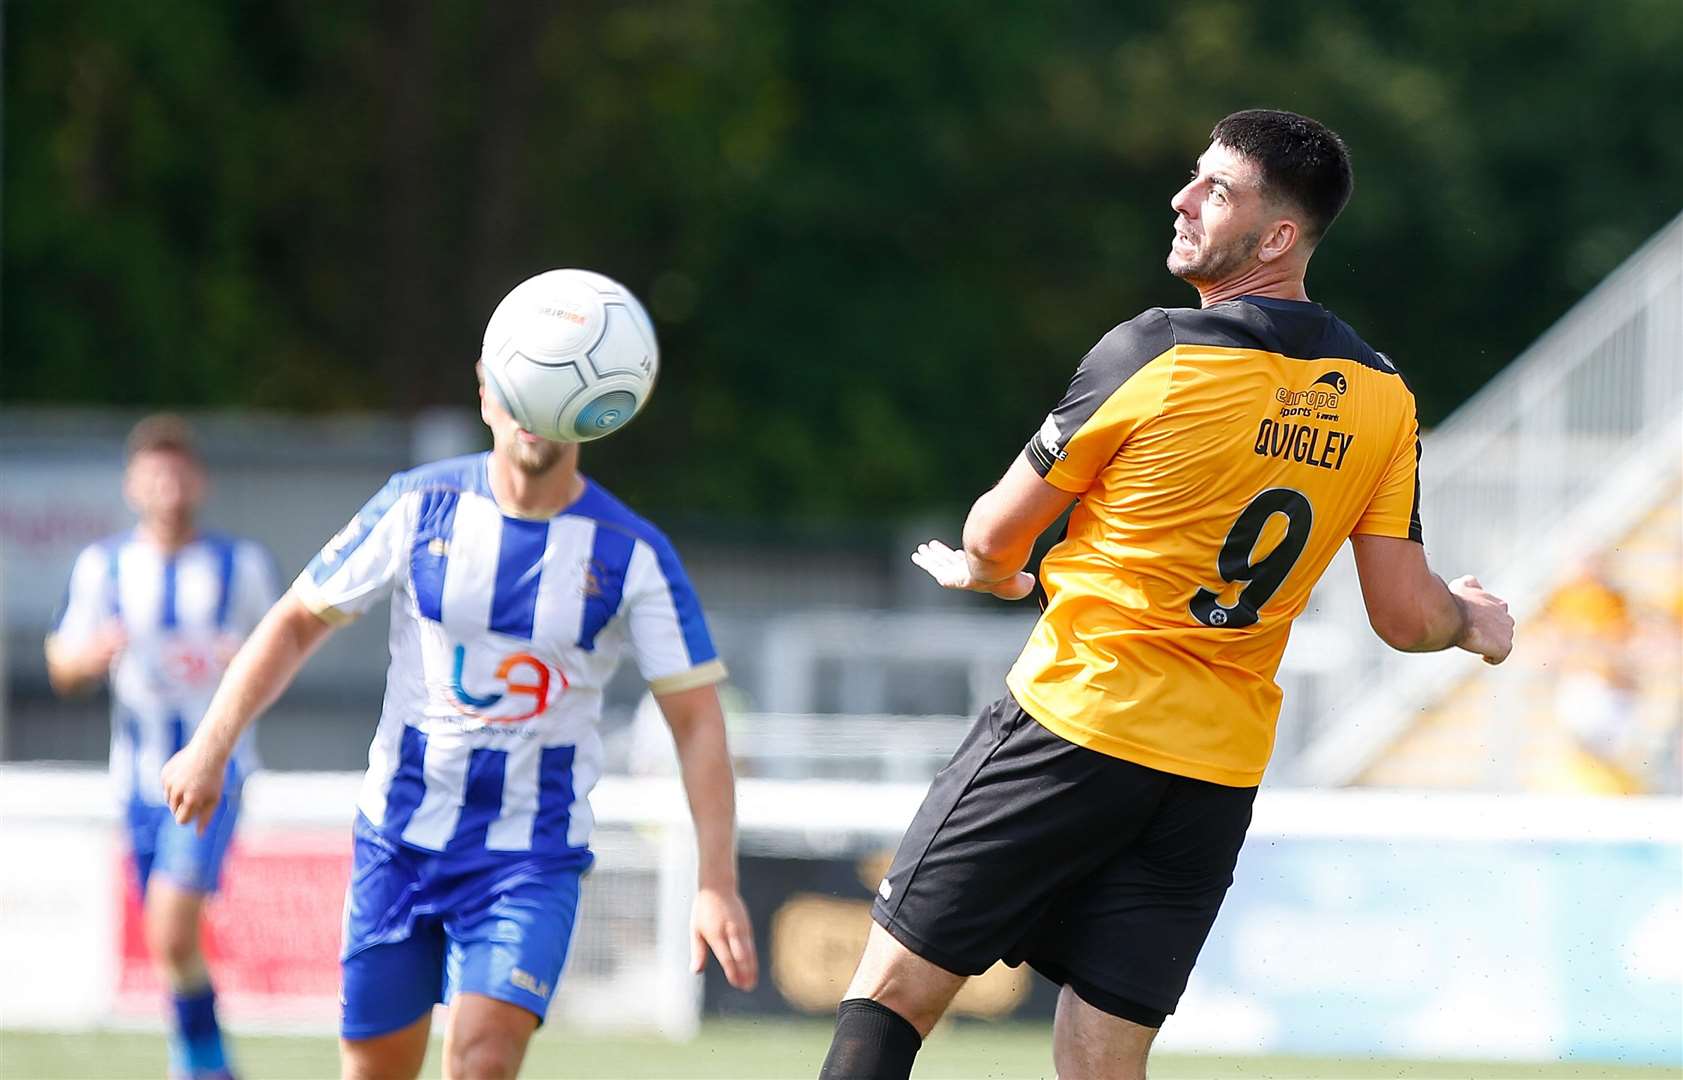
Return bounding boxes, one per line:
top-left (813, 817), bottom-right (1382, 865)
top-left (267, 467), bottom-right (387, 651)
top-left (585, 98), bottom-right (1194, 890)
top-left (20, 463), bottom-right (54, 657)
top-left (818, 997), bottom-right (923, 1080)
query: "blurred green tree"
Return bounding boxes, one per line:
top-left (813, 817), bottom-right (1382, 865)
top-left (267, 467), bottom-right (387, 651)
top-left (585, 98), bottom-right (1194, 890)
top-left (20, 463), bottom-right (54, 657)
top-left (5, 0), bottom-right (1680, 521)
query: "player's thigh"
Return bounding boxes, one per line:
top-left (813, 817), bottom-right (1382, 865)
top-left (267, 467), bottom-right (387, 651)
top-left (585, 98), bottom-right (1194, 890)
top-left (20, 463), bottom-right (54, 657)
top-left (442, 992), bottom-right (539, 1080)
top-left (341, 933), bottom-right (448, 1045)
top-left (1034, 772), bottom-right (1257, 1024)
top-left (443, 861), bottom-right (582, 1026)
top-left (151, 787), bottom-right (242, 895)
top-left (1052, 983), bottom-right (1156, 1080)
top-left (843, 922), bottom-right (966, 1037)
top-left (125, 799), bottom-right (169, 895)
top-left (872, 695), bottom-right (1167, 980)
top-left (340, 1011), bottom-right (432, 1080)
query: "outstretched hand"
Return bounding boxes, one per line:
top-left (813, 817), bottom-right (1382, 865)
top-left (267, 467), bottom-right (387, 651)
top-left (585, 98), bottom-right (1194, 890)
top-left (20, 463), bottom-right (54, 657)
top-left (692, 886), bottom-right (758, 991)
top-left (910, 540), bottom-right (1036, 601)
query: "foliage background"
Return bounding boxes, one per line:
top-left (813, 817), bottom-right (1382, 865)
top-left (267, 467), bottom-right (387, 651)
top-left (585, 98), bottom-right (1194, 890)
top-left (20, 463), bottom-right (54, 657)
top-left (6, 0), bottom-right (1681, 520)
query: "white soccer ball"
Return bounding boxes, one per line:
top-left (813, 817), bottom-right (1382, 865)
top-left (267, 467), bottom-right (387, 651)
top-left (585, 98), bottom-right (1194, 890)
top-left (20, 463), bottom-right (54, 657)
top-left (480, 269), bottom-right (659, 443)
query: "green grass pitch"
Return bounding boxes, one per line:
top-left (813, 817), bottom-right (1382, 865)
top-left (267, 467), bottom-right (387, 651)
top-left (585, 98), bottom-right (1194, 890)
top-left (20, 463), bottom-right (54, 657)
top-left (2, 1021), bottom-right (1675, 1080)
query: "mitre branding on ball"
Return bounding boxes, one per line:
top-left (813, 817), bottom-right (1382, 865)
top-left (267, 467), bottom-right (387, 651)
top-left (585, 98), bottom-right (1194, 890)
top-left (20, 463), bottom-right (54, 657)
top-left (480, 269), bottom-right (660, 443)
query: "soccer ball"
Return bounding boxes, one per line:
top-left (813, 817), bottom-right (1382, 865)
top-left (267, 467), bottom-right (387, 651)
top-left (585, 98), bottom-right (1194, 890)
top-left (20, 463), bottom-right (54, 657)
top-left (480, 269), bottom-right (659, 443)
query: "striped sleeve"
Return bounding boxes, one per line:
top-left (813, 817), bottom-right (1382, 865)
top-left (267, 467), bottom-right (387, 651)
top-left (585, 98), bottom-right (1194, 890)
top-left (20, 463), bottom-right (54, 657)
top-left (47, 543), bottom-right (113, 648)
top-left (292, 477), bottom-right (412, 624)
top-left (1024, 308), bottom-right (1177, 493)
top-left (623, 533), bottom-right (727, 695)
top-left (1353, 401), bottom-right (1424, 543)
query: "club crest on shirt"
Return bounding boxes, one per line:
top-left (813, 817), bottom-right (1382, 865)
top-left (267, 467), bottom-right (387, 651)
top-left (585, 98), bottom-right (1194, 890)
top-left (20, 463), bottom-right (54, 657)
top-left (580, 559), bottom-right (609, 600)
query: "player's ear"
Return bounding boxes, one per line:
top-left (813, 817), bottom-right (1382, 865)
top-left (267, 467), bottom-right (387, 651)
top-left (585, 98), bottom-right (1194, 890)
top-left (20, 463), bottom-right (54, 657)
top-left (1256, 217), bottom-right (1300, 264)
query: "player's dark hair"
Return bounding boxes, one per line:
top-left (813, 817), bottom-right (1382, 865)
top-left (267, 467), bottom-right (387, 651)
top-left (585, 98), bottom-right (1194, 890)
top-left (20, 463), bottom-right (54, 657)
top-left (125, 413), bottom-right (200, 463)
top-left (1211, 109), bottom-right (1353, 243)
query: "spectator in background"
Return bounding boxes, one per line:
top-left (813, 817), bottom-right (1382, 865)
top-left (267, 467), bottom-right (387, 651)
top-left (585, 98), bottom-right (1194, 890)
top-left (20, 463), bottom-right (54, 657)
top-left (45, 415), bottom-right (279, 1080)
top-left (1541, 560), bottom-right (1641, 792)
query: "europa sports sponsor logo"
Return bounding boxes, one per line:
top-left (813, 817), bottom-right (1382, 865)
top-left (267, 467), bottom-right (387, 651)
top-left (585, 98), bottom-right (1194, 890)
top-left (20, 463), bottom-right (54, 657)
top-left (1253, 370), bottom-right (1356, 473)
top-left (1274, 370), bottom-right (1347, 419)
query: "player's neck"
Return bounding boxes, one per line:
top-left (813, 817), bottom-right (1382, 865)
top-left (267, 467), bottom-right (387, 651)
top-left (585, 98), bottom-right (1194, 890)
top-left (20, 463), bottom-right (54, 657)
top-left (488, 447), bottom-right (585, 519)
top-left (1196, 264), bottom-right (1309, 308)
top-left (136, 518), bottom-right (196, 554)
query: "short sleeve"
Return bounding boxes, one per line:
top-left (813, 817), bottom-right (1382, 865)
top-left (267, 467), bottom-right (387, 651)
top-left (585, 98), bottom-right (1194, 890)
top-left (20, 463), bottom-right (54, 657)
top-left (1023, 309), bottom-right (1178, 493)
top-left (624, 533), bottom-right (727, 695)
top-left (48, 543), bottom-right (115, 648)
top-left (229, 541), bottom-right (282, 634)
top-left (292, 478), bottom-right (412, 624)
top-left (1353, 407), bottom-right (1424, 543)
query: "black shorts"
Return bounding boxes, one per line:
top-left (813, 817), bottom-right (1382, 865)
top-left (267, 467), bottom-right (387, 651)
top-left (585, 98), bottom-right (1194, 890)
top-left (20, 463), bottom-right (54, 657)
top-left (870, 692), bottom-right (1257, 1029)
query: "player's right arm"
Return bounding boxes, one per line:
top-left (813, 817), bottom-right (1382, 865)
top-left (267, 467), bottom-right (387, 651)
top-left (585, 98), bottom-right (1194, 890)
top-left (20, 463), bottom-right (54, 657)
top-left (164, 476), bottom-right (412, 830)
top-left (1351, 535), bottom-right (1512, 664)
top-left (44, 544), bottom-right (127, 696)
top-left (1348, 396), bottom-right (1512, 665)
top-left (163, 592), bottom-right (335, 828)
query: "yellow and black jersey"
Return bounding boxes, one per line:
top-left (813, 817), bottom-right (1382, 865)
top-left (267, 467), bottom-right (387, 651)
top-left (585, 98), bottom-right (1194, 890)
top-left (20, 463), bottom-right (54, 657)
top-left (1007, 296), bottom-right (1421, 787)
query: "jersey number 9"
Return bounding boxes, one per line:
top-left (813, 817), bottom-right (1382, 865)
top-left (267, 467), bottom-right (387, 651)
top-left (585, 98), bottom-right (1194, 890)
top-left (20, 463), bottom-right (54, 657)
top-left (1190, 489), bottom-right (1313, 629)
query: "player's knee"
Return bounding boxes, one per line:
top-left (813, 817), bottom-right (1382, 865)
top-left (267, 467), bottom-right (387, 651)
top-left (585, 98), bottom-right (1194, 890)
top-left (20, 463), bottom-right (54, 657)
top-left (844, 926), bottom-right (961, 1037)
top-left (446, 1030), bottom-right (523, 1080)
top-left (144, 905), bottom-right (203, 978)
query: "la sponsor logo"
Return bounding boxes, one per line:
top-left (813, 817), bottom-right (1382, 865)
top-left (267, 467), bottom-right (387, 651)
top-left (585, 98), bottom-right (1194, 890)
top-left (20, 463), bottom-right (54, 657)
top-left (450, 643), bottom-right (567, 723)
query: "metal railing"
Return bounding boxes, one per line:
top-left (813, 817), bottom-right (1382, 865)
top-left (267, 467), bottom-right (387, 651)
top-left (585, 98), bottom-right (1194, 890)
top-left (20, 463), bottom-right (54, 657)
top-left (1292, 211), bottom-right (1683, 784)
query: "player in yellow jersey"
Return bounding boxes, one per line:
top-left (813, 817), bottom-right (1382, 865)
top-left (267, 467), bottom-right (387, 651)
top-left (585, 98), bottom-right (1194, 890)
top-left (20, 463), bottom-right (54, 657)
top-left (818, 110), bottom-right (1514, 1080)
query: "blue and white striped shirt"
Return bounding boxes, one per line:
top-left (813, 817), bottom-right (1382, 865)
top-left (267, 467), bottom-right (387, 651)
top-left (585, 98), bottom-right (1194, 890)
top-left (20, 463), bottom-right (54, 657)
top-left (51, 532), bottom-right (279, 806)
top-left (294, 453), bottom-right (725, 859)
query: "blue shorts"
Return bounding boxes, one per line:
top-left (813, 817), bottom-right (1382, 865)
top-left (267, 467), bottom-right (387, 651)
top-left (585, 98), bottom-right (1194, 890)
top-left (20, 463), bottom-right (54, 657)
top-left (126, 791), bottom-right (240, 896)
top-left (339, 814), bottom-right (587, 1040)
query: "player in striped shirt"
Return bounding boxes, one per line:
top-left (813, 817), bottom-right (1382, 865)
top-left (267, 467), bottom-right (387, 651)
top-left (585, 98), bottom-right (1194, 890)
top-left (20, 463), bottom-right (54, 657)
top-left (162, 365), bottom-right (757, 1078)
top-left (47, 415), bottom-right (280, 1080)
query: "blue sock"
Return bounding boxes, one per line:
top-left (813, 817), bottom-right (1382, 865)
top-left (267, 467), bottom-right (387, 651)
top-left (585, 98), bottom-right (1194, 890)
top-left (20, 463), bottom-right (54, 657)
top-left (170, 984), bottom-right (230, 1078)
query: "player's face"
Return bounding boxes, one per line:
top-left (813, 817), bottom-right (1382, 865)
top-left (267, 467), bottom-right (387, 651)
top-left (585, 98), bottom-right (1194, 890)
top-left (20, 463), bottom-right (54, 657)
top-left (123, 449), bottom-right (204, 526)
top-left (1167, 142), bottom-right (1268, 285)
top-left (480, 377), bottom-right (568, 475)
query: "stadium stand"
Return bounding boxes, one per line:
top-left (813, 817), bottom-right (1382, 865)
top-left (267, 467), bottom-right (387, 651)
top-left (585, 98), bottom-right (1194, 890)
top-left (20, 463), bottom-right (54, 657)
top-left (1298, 211), bottom-right (1683, 787)
top-left (1360, 477), bottom-right (1681, 793)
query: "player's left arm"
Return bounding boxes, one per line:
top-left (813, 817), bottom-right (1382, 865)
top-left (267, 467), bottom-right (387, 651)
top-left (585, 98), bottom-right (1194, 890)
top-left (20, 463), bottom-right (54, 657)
top-left (624, 533), bottom-right (756, 990)
top-left (655, 682), bottom-right (759, 992)
top-left (1349, 392), bottom-right (1513, 664)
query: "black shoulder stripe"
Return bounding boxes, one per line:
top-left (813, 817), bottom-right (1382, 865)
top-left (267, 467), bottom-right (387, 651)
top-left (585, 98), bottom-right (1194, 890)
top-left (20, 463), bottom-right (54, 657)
top-left (1160, 304), bottom-right (1270, 351)
top-left (1166, 300), bottom-right (1401, 375)
top-left (1407, 434), bottom-right (1424, 543)
top-left (1026, 308), bottom-right (1176, 474)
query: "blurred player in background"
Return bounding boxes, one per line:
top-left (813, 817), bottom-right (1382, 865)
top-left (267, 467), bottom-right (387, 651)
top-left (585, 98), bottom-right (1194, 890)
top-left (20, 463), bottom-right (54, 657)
top-left (161, 344), bottom-right (757, 1079)
top-left (819, 110), bottom-right (1514, 1080)
top-left (46, 414), bottom-right (280, 1080)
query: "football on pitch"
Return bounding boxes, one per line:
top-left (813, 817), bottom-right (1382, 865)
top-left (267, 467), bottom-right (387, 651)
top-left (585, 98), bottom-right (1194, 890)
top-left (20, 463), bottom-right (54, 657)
top-left (480, 269), bottom-right (659, 443)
